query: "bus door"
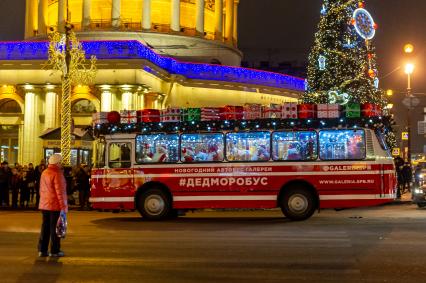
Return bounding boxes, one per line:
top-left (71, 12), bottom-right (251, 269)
top-left (105, 140), bottom-right (135, 197)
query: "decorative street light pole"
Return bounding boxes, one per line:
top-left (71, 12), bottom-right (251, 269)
top-left (46, 23), bottom-right (96, 166)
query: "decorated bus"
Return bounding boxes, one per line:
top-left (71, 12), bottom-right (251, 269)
top-left (90, 104), bottom-right (396, 221)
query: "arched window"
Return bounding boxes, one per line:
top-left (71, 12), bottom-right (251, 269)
top-left (0, 99), bottom-right (22, 114)
top-left (72, 99), bottom-right (96, 114)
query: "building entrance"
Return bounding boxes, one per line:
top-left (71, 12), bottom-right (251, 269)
top-left (0, 125), bottom-right (19, 164)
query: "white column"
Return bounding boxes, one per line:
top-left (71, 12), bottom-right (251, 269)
top-left (121, 87), bottom-right (135, 110)
top-left (58, 0), bottom-right (66, 32)
top-left (25, 0), bottom-right (38, 38)
top-left (45, 88), bottom-right (59, 129)
top-left (214, 0), bottom-right (223, 39)
top-left (196, 0), bottom-right (205, 35)
top-left (225, 0), bottom-right (233, 43)
top-left (112, 0), bottom-right (121, 28)
top-left (233, 0), bottom-right (238, 43)
top-left (82, 0), bottom-right (92, 29)
top-left (100, 88), bottom-right (113, 112)
top-left (142, 0), bottom-right (151, 30)
top-left (38, 0), bottom-right (48, 36)
top-left (171, 0), bottom-right (180, 32)
top-left (23, 87), bottom-right (42, 165)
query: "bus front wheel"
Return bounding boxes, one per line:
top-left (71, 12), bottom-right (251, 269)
top-left (136, 188), bottom-right (171, 220)
top-left (280, 187), bottom-right (316, 221)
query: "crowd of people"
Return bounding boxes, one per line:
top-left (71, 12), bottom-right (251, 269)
top-left (393, 156), bottom-right (425, 199)
top-left (0, 160), bottom-right (91, 210)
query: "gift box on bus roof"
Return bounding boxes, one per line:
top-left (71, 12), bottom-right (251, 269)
top-left (120, 110), bottom-right (138, 124)
top-left (137, 109), bottom-right (161, 122)
top-left (182, 108), bottom-right (201, 121)
top-left (361, 103), bottom-right (382, 117)
top-left (297, 104), bottom-right (317, 119)
top-left (262, 104), bottom-right (282, 119)
top-left (200, 107), bottom-right (223, 121)
top-left (317, 104), bottom-right (341, 118)
top-left (160, 107), bottom-right (182, 122)
top-left (221, 105), bottom-right (243, 120)
top-left (344, 103), bottom-right (361, 118)
top-left (92, 112), bottom-right (109, 124)
top-left (281, 103), bottom-right (298, 119)
top-left (243, 103), bottom-right (262, 120)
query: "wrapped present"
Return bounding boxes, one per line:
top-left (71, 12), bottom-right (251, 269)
top-left (161, 107), bottom-right (182, 122)
top-left (120, 110), bottom-right (137, 124)
top-left (221, 105), bottom-right (243, 120)
top-left (344, 103), bottom-right (361, 118)
top-left (362, 103), bottom-right (382, 117)
top-left (281, 103), bottom-right (298, 119)
top-left (316, 104), bottom-right (341, 118)
top-left (182, 108), bottom-right (201, 121)
top-left (297, 104), bottom-right (316, 119)
top-left (243, 103), bottom-right (262, 120)
top-left (137, 109), bottom-right (160, 122)
top-left (92, 112), bottom-right (109, 124)
top-left (200, 107), bottom-right (223, 121)
top-left (107, 111), bottom-right (121, 124)
top-left (262, 104), bottom-right (282, 119)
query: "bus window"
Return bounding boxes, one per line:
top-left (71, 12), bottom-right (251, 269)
top-left (272, 131), bottom-right (317, 161)
top-left (94, 138), bottom-right (105, 168)
top-left (319, 130), bottom-right (366, 160)
top-left (108, 142), bottom-right (132, 168)
top-left (181, 133), bottom-right (224, 163)
top-left (226, 132), bottom-right (270, 162)
top-left (136, 134), bottom-right (179, 163)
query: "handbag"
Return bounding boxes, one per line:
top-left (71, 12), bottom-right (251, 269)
top-left (56, 211), bottom-right (67, 238)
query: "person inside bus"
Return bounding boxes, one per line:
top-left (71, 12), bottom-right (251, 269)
top-left (255, 144), bottom-right (270, 161)
top-left (152, 145), bottom-right (168, 163)
top-left (120, 144), bottom-right (131, 168)
top-left (182, 147), bottom-right (194, 163)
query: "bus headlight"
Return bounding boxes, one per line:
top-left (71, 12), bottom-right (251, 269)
top-left (414, 188), bottom-right (424, 195)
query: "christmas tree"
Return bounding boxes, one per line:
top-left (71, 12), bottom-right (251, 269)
top-left (303, 0), bottom-right (385, 107)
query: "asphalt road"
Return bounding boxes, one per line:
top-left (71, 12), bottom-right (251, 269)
top-left (0, 204), bottom-right (425, 283)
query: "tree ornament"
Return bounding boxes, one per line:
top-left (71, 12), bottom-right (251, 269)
top-left (374, 77), bottom-right (379, 89)
top-left (318, 55), bottom-right (327, 70)
top-left (368, 69), bottom-right (375, 78)
top-left (358, 2), bottom-right (364, 8)
top-left (353, 8), bottom-right (376, 40)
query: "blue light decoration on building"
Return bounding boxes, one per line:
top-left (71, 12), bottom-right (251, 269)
top-left (0, 40), bottom-right (305, 92)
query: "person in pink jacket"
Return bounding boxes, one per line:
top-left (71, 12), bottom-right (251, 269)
top-left (37, 154), bottom-right (68, 257)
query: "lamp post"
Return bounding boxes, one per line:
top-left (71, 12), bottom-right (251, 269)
top-left (404, 62), bottom-right (414, 165)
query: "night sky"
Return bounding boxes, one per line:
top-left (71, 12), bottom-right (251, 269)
top-left (0, 0), bottom-right (425, 151)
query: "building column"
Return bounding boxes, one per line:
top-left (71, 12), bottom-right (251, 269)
top-left (144, 92), bottom-right (161, 109)
top-left (100, 86), bottom-right (113, 112)
top-left (38, 0), bottom-right (48, 36)
top-left (142, 0), bottom-right (151, 30)
top-left (225, 0), bottom-right (233, 43)
top-left (214, 0), bottom-right (223, 39)
top-left (171, 0), bottom-right (180, 32)
top-left (82, 0), bottom-right (92, 30)
top-left (121, 87), bottom-right (136, 110)
top-left (45, 86), bottom-right (60, 129)
top-left (25, 0), bottom-right (38, 38)
top-left (112, 0), bottom-right (121, 28)
top-left (58, 0), bottom-right (66, 32)
top-left (233, 0), bottom-right (238, 44)
top-left (196, 0), bottom-right (205, 35)
top-left (23, 86), bottom-right (42, 165)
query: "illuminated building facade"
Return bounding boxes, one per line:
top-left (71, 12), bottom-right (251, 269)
top-left (0, 1), bottom-right (305, 166)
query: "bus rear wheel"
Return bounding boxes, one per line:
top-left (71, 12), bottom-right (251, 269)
top-left (280, 187), bottom-right (316, 221)
top-left (136, 188), bottom-right (171, 220)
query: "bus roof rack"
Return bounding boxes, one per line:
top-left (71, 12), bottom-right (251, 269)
top-left (92, 116), bottom-right (394, 137)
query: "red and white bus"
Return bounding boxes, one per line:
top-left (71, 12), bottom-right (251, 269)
top-left (90, 125), bottom-right (396, 220)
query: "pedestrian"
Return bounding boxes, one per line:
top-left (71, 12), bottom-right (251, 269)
top-left (20, 169), bottom-right (30, 208)
top-left (9, 167), bottom-right (21, 209)
top-left (38, 153), bottom-right (68, 258)
top-left (394, 156), bottom-right (405, 198)
top-left (27, 163), bottom-right (36, 204)
top-left (0, 161), bottom-right (11, 207)
top-left (74, 163), bottom-right (90, 210)
top-left (402, 162), bottom-right (413, 193)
